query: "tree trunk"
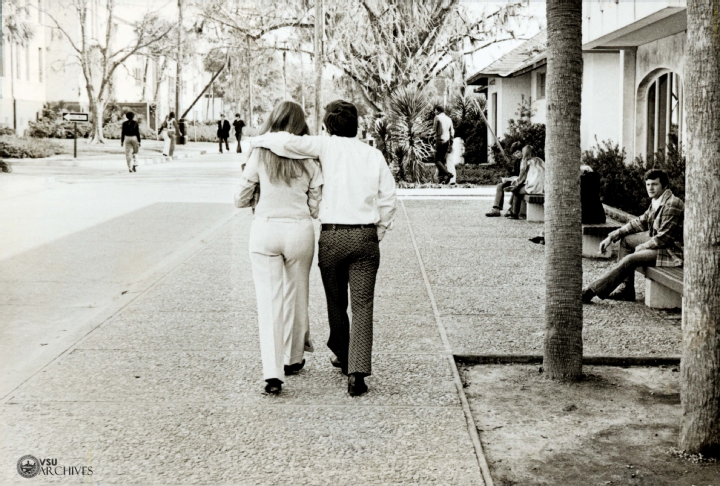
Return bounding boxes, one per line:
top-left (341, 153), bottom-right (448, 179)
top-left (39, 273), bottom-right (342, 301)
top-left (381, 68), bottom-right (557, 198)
top-left (89, 100), bottom-right (106, 144)
top-left (542, 0), bottom-right (584, 381)
top-left (679, 0), bottom-right (720, 457)
top-left (314, 0), bottom-right (324, 134)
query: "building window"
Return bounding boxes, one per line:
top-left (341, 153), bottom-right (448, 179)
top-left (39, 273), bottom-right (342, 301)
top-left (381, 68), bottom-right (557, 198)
top-left (25, 44), bottom-right (30, 80)
top-left (537, 72), bottom-right (546, 99)
top-left (38, 48), bottom-right (43, 82)
top-left (134, 67), bottom-right (143, 86)
top-left (645, 72), bottom-right (682, 160)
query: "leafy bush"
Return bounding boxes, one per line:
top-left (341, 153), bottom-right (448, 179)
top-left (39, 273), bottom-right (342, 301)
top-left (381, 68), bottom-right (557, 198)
top-left (449, 94), bottom-right (487, 165)
top-left (0, 126), bottom-right (15, 136)
top-left (102, 121), bottom-right (156, 140)
top-left (0, 136), bottom-right (64, 158)
top-left (581, 140), bottom-right (686, 216)
top-left (388, 86), bottom-right (434, 183)
top-left (454, 164), bottom-right (509, 185)
top-left (26, 102), bottom-right (88, 139)
top-left (491, 97), bottom-right (545, 172)
top-left (0, 160), bottom-right (12, 173)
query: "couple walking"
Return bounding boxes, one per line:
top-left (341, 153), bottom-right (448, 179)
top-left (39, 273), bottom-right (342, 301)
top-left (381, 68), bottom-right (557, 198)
top-left (234, 100), bottom-right (397, 396)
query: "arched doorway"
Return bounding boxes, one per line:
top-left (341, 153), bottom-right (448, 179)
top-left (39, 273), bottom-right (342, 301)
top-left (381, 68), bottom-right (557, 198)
top-left (637, 69), bottom-right (683, 161)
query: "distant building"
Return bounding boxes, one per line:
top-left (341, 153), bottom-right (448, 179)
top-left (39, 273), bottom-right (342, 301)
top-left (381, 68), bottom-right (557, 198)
top-left (1, 0), bottom-right (216, 135)
top-left (468, 0), bottom-right (688, 162)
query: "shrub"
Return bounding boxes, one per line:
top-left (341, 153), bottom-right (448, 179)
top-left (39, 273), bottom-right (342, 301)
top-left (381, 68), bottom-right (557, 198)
top-left (0, 126), bottom-right (15, 136)
top-left (582, 140), bottom-right (686, 216)
top-left (0, 136), bottom-right (64, 158)
top-left (491, 97), bottom-right (545, 171)
top-left (454, 164), bottom-right (508, 185)
top-left (449, 93), bottom-right (488, 165)
top-left (27, 102), bottom-right (87, 139)
top-left (102, 121), bottom-right (156, 140)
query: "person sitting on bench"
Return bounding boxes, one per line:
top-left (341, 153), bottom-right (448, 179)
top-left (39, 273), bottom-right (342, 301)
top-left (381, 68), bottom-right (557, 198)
top-left (503, 145), bottom-right (544, 220)
top-left (485, 142), bottom-right (523, 217)
top-left (582, 169), bottom-right (684, 303)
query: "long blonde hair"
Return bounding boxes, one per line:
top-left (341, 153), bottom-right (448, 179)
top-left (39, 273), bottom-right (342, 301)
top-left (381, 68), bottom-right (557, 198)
top-left (258, 101), bottom-right (311, 185)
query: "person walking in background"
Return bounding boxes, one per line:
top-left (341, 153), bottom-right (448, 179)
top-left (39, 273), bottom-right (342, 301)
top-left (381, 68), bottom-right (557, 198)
top-left (218, 114), bottom-right (231, 153)
top-left (251, 100), bottom-right (397, 397)
top-left (433, 105), bottom-right (455, 184)
top-left (233, 114), bottom-right (245, 153)
top-left (160, 112), bottom-right (179, 157)
top-left (504, 145), bottom-right (545, 219)
top-left (234, 101), bottom-right (323, 396)
top-left (121, 111), bottom-right (141, 173)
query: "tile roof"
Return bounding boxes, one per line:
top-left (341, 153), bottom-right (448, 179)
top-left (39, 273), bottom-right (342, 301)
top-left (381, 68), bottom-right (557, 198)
top-left (467, 30), bottom-right (547, 82)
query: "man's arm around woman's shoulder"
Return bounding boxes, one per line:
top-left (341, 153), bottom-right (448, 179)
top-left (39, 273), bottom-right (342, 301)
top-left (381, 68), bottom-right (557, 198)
top-left (250, 132), bottom-right (325, 160)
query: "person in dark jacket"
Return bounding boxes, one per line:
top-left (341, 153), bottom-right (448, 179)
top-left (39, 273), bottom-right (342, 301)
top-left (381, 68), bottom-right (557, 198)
top-left (233, 114), bottom-right (245, 153)
top-left (121, 111), bottom-right (141, 172)
top-left (218, 113), bottom-right (231, 153)
top-left (580, 164), bottom-right (606, 225)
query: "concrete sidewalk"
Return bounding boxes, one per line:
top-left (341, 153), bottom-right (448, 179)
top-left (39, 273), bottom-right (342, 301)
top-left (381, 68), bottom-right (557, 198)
top-left (0, 205), bottom-right (486, 484)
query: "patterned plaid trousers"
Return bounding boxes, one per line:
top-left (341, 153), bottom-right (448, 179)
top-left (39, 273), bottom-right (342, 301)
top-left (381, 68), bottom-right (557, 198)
top-left (318, 227), bottom-right (380, 376)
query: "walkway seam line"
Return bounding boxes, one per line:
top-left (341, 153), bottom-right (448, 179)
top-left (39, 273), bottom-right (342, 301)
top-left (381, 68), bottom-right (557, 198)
top-left (400, 199), bottom-right (494, 486)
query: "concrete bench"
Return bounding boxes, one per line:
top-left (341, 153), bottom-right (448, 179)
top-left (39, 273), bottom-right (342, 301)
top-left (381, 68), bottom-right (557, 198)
top-left (524, 194), bottom-right (544, 222)
top-left (582, 223), bottom-right (620, 259)
top-left (636, 266), bottom-right (683, 309)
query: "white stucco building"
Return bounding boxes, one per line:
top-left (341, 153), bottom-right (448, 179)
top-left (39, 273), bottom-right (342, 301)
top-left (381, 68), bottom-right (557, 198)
top-left (468, 0), bottom-right (688, 163)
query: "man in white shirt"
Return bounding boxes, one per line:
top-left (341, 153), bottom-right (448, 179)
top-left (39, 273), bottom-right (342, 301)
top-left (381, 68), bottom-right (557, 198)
top-left (433, 106), bottom-right (455, 184)
top-left (250, 100), bottom-right (397, 396)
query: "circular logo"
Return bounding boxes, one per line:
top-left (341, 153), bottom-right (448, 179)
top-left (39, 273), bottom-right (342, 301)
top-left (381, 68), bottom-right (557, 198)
top-left (17, 455), bottom-right (40, 479)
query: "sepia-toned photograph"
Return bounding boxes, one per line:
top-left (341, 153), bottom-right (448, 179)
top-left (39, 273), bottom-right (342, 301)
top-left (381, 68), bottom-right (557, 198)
top-left (1, 0), bottom-right (719, 484)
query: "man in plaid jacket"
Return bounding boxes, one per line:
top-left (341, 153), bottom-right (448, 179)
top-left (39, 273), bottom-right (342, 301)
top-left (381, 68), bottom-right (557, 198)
top-left (582, 169), bottom-right (684, 303)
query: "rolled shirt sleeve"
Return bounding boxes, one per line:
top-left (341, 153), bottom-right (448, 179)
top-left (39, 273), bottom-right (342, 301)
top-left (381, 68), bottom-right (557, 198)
top-left (376, 154), bottom-right (397, 241)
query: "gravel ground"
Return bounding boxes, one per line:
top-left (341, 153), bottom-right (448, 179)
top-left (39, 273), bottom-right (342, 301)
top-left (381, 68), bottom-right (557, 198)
top-left (404, 199), bottom-right (682, 358)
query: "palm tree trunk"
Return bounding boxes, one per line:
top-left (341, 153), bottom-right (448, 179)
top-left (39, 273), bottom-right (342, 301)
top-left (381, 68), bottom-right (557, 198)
top-left (679, 0), bottom-right (720, 457)
top-left (542, 0), bottom-right (584, 381)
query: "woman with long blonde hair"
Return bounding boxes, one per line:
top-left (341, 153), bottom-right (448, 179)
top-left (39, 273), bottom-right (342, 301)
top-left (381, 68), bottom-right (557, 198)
top-left (234, 101), bottom-right (322, 395)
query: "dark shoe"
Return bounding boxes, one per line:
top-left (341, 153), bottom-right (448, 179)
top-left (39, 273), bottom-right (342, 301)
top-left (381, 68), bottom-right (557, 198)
top-left (581, 287), bottom-right (596, 304)
top-left (284, 359), bottom-right (305, 376)
top-left (348, 374), bottom-right (368, 396)
top-left (330, 356), bottom-right (348, 375)
top-left (607, 285), bottom-right (636, 302)
top-left (264, 378), bottom-right (282, 395)
top-left (505, 212), bottom-right (519, 220)
top-left (485, 208), bottom-right (502, 217)
top-left (132, 165), bottom-right (137, 172)
top-left (529, 236), bottom-right (545, 245)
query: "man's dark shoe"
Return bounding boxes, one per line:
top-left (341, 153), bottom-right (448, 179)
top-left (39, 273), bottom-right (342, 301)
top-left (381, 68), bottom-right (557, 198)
top-left (264, 378), bottom-right (282, 395)
top-left (607, 285), bottom-right (636, 302)
top-left (348, 374), bottom-right (368, 396)
top-left (529, 236), bottom-right (545, 245)
top-left (486, 208), bottom-right (502, 217)
top-left (330, 356), bottom-right (348, 375)
top-left (504, 212), bottom-right (519, 220)
top-left (284, 359), bottom-right (306, 376)
top-left (582, 287), bottom-right (596, 304)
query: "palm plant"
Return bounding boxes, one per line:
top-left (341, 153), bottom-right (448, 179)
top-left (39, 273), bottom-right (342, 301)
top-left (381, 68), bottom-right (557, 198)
top-left (388, 87), bottom-right (433, 182)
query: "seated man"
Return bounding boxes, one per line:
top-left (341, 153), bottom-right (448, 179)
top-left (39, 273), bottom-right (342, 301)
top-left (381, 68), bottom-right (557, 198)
top-left (582, 169), bottom-right (684, 303)
top-left (486, 142), bottom-right (523, 217)
top-left (504, 145), bottom-right (544, 219)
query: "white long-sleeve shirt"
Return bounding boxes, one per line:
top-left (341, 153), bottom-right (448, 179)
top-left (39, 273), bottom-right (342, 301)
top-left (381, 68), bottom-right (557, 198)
top-left (251, 132), bottom-right (397, 240)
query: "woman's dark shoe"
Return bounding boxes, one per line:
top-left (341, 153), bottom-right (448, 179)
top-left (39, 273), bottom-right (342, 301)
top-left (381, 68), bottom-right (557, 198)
top-left (348, 374), bottom-right (368, 396)
top-left (264, 378), bottom-right (282, 395)
top-left (330, 356), bottom-right (348, 375)
top-left (284, 359), bottom-right (306, 376)
top-left (504, 212), bottom-right (519, 219)
top-left (581, 287), bottom-right (596, 304)
top-left (529, 236), bottom-right (545, 245)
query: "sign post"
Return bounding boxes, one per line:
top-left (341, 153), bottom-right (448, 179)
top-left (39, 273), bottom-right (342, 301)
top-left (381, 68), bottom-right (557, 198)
top-left (62, 113), bottom-right (89, 159)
